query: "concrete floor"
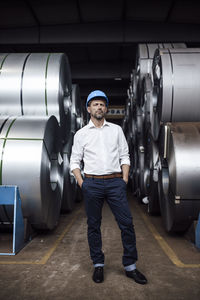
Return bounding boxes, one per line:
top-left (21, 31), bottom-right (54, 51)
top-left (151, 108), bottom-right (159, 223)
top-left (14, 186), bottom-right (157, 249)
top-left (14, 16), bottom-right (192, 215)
top-left (0, 191), bottom-right (200, 300)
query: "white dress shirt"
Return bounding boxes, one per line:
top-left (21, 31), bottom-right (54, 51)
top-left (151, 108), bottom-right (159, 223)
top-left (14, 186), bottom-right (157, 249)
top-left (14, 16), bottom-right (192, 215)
top-left (70, 119), bottom-right (130, 175)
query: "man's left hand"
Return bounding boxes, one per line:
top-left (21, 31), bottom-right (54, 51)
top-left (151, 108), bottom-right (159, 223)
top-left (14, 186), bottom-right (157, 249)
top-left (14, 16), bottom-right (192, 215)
top-left (123, 178), bottom-right (128, 184)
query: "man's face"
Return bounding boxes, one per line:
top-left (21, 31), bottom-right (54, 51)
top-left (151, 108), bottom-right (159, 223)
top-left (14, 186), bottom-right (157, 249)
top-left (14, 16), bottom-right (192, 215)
top-left (87, 99), bottom-right (107, 120)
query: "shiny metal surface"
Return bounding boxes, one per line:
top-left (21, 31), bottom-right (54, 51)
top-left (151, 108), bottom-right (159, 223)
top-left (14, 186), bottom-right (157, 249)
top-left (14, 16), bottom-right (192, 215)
top-left (0, 116), bottom-right (62, 230)
top-left (0, 53), bottom-right (28, 115)
top-left (158, 165), bottom-right (174, 231)
top-left (136, 44), bottom-right (187, 137)
top-left (137, 43), bottom-right (186, 85)
top-left (153, 48), bottom-right (200, 124)
top-left (158, 164), bottom-right (200, 232)
top-left (136, 43), bottom-right (186, 108)
top-left (0, 53), bottom-right (72, 142)
top-left (166, 122), bottom-right (200, 199)
top-left (22, 53), bottom-right (72, 142)
top-left (125, 43), bottom-right (200, 232)
top-left (23, 53), bottom-right (48, 115)
top-left (137, 44), bottom-right (158, 81)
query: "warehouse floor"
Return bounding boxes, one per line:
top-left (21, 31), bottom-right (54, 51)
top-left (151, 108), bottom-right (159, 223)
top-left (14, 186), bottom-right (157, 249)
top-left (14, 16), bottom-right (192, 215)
top-left (0, 191), bottom-right (200, 300)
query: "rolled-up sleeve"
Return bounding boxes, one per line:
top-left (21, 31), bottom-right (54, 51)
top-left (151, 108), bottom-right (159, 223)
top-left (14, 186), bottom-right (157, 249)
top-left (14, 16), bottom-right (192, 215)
top-left (70, 132), bottom-right (84, 172)
top-left (118, 127), bottom-right (130, 166)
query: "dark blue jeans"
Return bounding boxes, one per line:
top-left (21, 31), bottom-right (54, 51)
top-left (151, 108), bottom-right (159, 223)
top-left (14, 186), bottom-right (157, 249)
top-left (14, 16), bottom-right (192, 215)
top-left (82, 177), bottom-right (138, 267)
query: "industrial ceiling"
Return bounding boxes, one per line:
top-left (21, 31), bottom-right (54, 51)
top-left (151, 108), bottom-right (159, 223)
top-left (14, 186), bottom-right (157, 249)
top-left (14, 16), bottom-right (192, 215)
top-left (1, 0), bottom-right (200, 110)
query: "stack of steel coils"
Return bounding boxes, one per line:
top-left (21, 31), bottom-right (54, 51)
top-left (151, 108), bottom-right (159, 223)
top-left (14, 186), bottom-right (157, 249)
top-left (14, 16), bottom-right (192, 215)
top-left (125, 43), bottom-right (200, 232)
top-left (0, 53), bottom-right (84, 229)
top-left (152, 48), bottom-right (200, 231)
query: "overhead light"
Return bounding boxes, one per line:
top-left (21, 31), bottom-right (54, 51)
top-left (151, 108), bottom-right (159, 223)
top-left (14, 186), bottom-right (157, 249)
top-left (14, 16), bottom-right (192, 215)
top-left (114, 77), bottom-right (122, 81)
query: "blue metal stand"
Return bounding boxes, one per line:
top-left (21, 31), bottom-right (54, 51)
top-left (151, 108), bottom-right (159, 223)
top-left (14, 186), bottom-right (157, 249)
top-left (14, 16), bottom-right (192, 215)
top-left (0, 186), bottom-right (25, 255)
top-left (195, 212), bottom-right (200, 250)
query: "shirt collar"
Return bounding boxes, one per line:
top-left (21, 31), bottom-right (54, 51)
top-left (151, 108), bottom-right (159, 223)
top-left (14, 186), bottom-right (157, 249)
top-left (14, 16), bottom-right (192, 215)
top-left (88, 119), bottom-right (110, 129)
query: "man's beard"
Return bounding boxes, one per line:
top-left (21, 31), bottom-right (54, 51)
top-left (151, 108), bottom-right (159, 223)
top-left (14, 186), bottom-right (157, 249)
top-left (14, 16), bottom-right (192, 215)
top-left (91, 110), bottom-right (106, 120)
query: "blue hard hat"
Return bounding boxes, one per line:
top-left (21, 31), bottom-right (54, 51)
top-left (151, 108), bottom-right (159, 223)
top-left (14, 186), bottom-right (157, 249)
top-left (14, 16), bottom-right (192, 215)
top-left (86, 90), bottom-right (109, 107)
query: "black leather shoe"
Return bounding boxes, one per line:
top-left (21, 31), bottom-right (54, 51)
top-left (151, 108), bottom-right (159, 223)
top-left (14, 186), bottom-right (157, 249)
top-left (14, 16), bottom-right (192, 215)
top-left (92, 267), bottom-right (104, 283)
top-left (126, 269), bottom-right (147, 284)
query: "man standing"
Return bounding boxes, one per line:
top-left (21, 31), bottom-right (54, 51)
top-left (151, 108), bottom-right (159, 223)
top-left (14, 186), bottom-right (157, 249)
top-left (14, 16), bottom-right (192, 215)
top-left (70, 90), bottom-right (147, 284)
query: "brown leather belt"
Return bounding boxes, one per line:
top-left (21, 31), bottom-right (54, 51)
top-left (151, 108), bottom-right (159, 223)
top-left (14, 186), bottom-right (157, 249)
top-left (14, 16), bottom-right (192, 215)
top-left (84, 172), bottom-right (122, 179)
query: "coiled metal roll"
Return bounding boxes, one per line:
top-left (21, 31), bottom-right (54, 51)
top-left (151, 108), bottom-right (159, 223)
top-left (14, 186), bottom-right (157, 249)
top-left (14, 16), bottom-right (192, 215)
top-left (0, 116), bottom-right (62, 230)
top-left (152, 48), bottom-right (200, 140)
top-left (158, 122), bottom-right (200, 232)
top-left (136, 43), bottom-right (186, 106)
top-left (137, 43), bottom-right (186, 79)
top-left (0, 53), bottom-right (72, 142)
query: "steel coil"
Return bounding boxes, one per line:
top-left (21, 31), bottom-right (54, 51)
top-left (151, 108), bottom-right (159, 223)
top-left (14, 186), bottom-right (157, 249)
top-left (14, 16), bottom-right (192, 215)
top-left (0, 116), bottom-right (62, 230)
top-left (152, 48), bottom-right (200, 125)
top-left (158, 122), bottom-right (200, 232)
top-left (166, 123), bottom-right (200, 199)
top-left (0, 53), bottom-right (72, 142)
top-left (137, 43), bottom-right (186, 78)
top-left (136, 43), bottom-right (186, 106)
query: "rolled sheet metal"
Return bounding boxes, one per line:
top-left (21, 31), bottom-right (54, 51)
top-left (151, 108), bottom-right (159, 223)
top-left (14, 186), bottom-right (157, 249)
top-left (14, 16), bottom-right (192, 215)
top-left (157, 123), bottom-right (200, 232)
top-left (152, 48), bottom-right (200, 125)
top-left (137, 43), bottom-right (186, 79)
top-left (166, 122), bottom-right (200, 199)
top-left (0, 53), bottom-right (72, 142)
top-left (0, 53), bottom-right (28, 116)
top-left (158, 165), bottom-right (200, 232)
top-left (0, 116), bottom-right (62, 230)
top-left (136, 43), bottom-right (186, 106)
